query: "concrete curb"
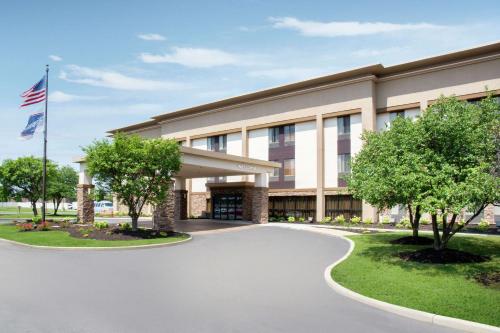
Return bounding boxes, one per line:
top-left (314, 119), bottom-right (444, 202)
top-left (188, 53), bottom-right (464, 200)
top-left (0, 234), bottom-right (192, 251)
top-left (324, 236), bottom-right (500, 333)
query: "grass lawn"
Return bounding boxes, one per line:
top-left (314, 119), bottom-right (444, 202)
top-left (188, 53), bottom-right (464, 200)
top-left (0, 224), bottom-right (189, 248)
top-left (0, 207), bottom-right (77, 219)
top-left (332, 232), bottom-right (500, 327)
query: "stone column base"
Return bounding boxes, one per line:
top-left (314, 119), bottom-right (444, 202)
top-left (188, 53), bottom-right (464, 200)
top-left (252, 187), bottom-right (268, 224)
top-left (174, 190), bottom-right (188, 220)
top-left (153, 186), bottom-right (175, 232)
top-left (77, 184), bottom-right (94, 224)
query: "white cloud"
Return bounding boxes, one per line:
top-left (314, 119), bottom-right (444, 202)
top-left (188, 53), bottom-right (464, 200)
top-left (247, 67), bottom-right (325, 80)
top-left (352, 47), bottom-right (407, 58)
top-left (49, 55), bottom-right (63, 61)
top-left (139, 47), bottom-right (241, 68)
top-left (59, 65), bottom-right (185, 91)
top-left (137, 33), bottom-right (166, 41)
top-left (49, 90), bottom-right (105, 103)
top-left (269, 17), bottom-right (443, 37)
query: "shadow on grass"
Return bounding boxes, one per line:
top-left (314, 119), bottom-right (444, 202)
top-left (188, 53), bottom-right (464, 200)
top-left (354, 233), bottom-right (499, 278)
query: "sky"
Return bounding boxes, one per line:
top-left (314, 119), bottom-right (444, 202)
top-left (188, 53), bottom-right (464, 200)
top-left (1, 0), bottom-right (500, 168)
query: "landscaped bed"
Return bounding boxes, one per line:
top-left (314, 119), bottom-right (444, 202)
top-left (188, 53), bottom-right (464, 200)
top-left (0, 222), bottom-right (189, 248)
top-left (331, 232), bottom-right (500, 327)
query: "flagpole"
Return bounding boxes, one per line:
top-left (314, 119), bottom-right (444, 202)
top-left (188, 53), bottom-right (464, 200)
top-left (41, 64), bottom-right (49, 222)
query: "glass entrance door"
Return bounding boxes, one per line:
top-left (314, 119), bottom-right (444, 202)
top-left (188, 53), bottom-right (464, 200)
top-left (212, 194), bottom-right (243, 220)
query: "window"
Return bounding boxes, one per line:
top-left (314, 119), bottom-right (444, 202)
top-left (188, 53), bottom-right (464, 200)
top-left (338, 154), bottom-right (351, 174)
top-left (284, 125), bottom-right (295, 144)
top-left (269, 127), bottom-right (280, 146)
top-left (389, 111), bottom-right (405, 122)
top-left (218, 135), bottom-right (227, 152)
top-left (207, 135), bottom-right (227, 153)
top-left (207, 136), bottom-right (216, 151)
top-left (337, 116), bottom-right (350, 136)
top-left (270, 161), bottom-right (280, 179)
top-left (284, 159), bottom-right (295, 177)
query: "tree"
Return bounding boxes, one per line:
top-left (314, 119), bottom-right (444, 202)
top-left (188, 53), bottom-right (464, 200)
top-left (348, 116), bottom-right (428, 240)
top-left (83, 133), bottom-right (181, 230)
top-left (48, 166), bottom-right (78, 215)
top-left (0, 157), bottom-right (57, 216)
top-left (417, 95), bottom-right (499, 250)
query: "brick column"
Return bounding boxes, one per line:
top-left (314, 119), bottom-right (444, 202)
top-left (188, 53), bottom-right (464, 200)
top-left (252, 187), bottom-right (268, 224)
top-left (174, 190), bottom-right (188, 220)
top-left (153, 183), bottom-right (175, 232)
top-left (77, 184), bottom-right (94, 224)
top-left (252, 173), bottom-right (269, 224)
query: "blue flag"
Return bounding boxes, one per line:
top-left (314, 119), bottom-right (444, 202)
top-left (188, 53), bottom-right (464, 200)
top-left (20, 112), bottom-right (44, 140)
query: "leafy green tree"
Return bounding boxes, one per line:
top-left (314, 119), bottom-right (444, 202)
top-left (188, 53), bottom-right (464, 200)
top-left (93, 182), bottom-right (113, 202)
top-left (417, 95), bottom-right (499, 250)
top-left (83, 133), bottom-right (181, 230)
top-left (0, 157), bottom-right (57, 216)
top-left (348, 116), bottom-right (428, 240)
top-left (0, 183), bottom-right (8, 202)
top-left (48, 166), bottom-right (78, 215)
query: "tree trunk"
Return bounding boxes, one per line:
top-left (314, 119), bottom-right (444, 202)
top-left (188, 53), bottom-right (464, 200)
top-left (31, 201), bottom-right (38, 216)
top-left (414, 206), bottom-right (421, 238)
top-left (53, 198), bottom-right (61, 216)
top-left (131, 215), bottom-right (139, 231)
top-left (431, 214), bottom-right (442, 251)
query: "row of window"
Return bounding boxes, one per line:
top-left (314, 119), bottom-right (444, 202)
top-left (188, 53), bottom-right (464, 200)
top-left (270, 158), bottom-right (295, 179)
top-left (269, 124), bottom-right (295, 146)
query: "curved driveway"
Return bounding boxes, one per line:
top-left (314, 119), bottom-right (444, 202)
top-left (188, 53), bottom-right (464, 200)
top-left (0, 225), bottom-right (462, 333)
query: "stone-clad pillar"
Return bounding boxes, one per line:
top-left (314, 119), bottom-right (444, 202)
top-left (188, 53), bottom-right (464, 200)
top-left (252, 173), bottom-right (269, 224)
top-left (174, 177), bottom-right (188, 220)
top-left (153, 181), bottom-right (176, 231)
top-left (76, 162), bottom-right (94, 224)
top-left (77, 184), bottom-right (94, 223)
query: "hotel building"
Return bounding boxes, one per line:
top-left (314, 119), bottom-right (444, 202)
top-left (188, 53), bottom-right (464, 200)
top-left (107, 42), bottom-right (500, 224)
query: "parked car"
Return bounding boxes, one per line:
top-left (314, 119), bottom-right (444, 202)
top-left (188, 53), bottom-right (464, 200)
top-left (94, 201), bottom-right (113, 213)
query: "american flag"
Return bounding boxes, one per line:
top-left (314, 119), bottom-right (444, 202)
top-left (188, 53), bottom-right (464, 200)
top-left (20, 76), bottom-right (46, 108)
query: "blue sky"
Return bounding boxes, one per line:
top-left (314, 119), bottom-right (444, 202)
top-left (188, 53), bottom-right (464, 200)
top-left (1, 0), bottom-right (500, 167)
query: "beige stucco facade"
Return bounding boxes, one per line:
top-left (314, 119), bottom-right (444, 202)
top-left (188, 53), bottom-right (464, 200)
top-left (108, 42), bottom-right (500, 223)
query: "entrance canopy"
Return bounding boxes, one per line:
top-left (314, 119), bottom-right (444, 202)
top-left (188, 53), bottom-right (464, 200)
top-left (74, 147), bottom-right (280, 225)
top-left (177, 146), bottom-right (278, 178)
top-left (74, 146), bottom-right (279, 183)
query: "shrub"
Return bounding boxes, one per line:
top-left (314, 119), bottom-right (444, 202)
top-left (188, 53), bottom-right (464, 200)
top-left (119, 222), bottom-right (132, 231)
top-left (420, 217), bottom-right (431, 225)
top-left (476, 219), bottom-right (490, 232)
top-left (298, 217), bottom-right (305, 223)
top-left (37, 221), bottom-right (51, 231)
top-left (17, 223), bottom-right (34, 232)
top-left (380, 216), bottom-right (391, 225)
top-left (350, 216), bottom-right (361, 225)
top-left (334, 215), bottom-right (346, 225)
top-left (320, 216), bottom-right (332, 224)
top-left (93, 221), bottom-right (109, 230)
top-left (287, 216), bottom-right (296, 223)
top-left (363, 218), bottom-right (372, 225)
top-left (59, 220), bottom-right (71, 228)
top-left (32, 216), bottom-right (42, 225)
top-left (396, 217), bottom-right (412, 229)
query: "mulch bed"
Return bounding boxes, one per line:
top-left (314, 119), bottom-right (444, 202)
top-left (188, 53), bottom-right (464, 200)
top-left (474, 271), bottom-right (500, 288)
top-left (399, 248), bottom-right (491, 264)
top-left (64, 225), bottom-right (179, 241)
top-left (15, 222), bottom-right (181, 241)
top-left (390, 236), bottom-right (434, 245)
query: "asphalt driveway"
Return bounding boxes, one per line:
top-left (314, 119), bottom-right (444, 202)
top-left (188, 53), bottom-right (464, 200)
top-left (0, 225), bottom-right (462, 333)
